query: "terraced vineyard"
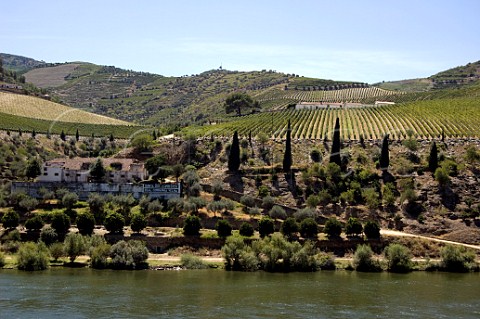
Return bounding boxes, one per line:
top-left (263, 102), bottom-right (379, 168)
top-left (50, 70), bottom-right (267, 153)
top-left (183, 97), bottom-right (480, 140)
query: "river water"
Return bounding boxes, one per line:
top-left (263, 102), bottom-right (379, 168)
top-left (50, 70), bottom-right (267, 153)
top-left (0, 269), bottom-right (479, 318)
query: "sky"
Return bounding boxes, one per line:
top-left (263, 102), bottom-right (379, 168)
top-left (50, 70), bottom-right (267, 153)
top-left (2, 0), bottom-right (479, 83)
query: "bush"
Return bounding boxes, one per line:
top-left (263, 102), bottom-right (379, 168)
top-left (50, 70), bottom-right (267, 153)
top-left (130, 212), bottom-right (147, 233)
top-left (258, 217), bottom-right (275, 238)
top-left (181, 254), bottom-right (208, 269)
top-left (324, 218), bottom-right (342, 238)
top-left (215, 219), bottom-right (232, 238)
top-left (280, 217), bottom-right (299, 239)
top-left (0, 251), bottom-right (5, 268)
top-left (362, 188), bottom-right (379, 209)
top-left (76, 212), bottom-right (95, 236)
top-left (440, 245), bottom-right (476, 272)
top-left (25, 215), bottom-right (44, 231)
top-left (240, 195), bottom-right (256, 209)
top-left (40, 226), bottom-right (58, 245)
top-left (353, 244), bottom-right (381, 272)
top-left (2, 210), bottom-right (19, 229)
top-left (261, 195), bottom-right (275, 210)
top-left (90, 243), bottom-right (111, 269)
top-left (363, 220), bottom-right (380, 239)
top-left (62, 192), bottom-right (78, 210)
top-left (17, 242), bottom-right (50, 271)
top-left (104, 212), bottom-right (125, 234)
top-left (384, 243), bottom-right (412, 273)
top-left (110, 240), bottom-right (148, 270)
top-left (49, 242), bottom-right (64, 262)
top-left (345, 217), bottom-right (363, 237)
top-left (239, 222), bottom-right (254, 237)
top-left (183, 215), bottom-right (202, 236)
top-left (63, 233), bottom-right (86, 263)
top-left (310, 149), bottom-right (322, 162)
top-left (300, 218), bottom-right (318, 239)
top-left (269, 205), bottom-right (287, 220)
top-left (50, 212), bottom-right (71, 237)
top-left (293, 207), bottom-right (316, 221)
top-left (258, 185), bottom-right (270, 198)
top-left (222, 235), bottom-right (247, 270)
top-left (88, 193), bottom-right (106, 224)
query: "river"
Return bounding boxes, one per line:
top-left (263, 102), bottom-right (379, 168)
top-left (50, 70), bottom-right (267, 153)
top-left (0, 269), bottom-right (479, 318)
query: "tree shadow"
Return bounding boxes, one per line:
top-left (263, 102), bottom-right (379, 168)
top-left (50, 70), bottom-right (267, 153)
top-left (224, 173), bottom-right (244, 193)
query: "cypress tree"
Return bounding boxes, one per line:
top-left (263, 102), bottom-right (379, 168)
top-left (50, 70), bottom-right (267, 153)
top-left (329, 117), bottom-right (341, 166)
top-left (31, 129), bottom-right (36, 138)
top-left (228, 131), bottom-right (240, 172)
top-left (380, 134), bottom-right (389, 171)
top-left (75, 128), bottom-right (79, 141)
top-left (429, 141), bottom-right (438, 173)
top-left (109, 133), bottom-right (114, 142)
top-left (60, 130), bottom-right (66, 141)
top-left (283, 119), bottom-right (292, 172)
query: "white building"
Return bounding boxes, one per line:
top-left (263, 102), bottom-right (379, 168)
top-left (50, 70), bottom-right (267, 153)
top-left (38, 158), bottom-right (146, 183)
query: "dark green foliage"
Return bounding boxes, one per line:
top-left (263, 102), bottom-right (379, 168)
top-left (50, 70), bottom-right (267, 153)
top-left (324, 217), bottom-right (342, 238)
top-left (89, 158), bottom-right (106, 182)
top-left (17, 242), bottom-right (50, 271)
top-left (440, 245), bottom-right (476, 272)
top-left (228, 131), bottom-right (240, 172)
top-left (428, 142), bottom-right (438, 172)
top-left (258, 217), bottom-right (275, 237)
top-left (91, 243), bottom-right (111, 269)
top-left (76, 212), bottom-right (95, 236)
top-left (181, 254), bottom-right (209, 269)
top-left (329, 117), bottom-right (341, 167)
top-left (300, 218), bottom-right (318, 239)
top-left (49, 242), bottom-right (64, 262)
top-left (353, 244), bottom-right (381, 272)
top-left (183, 215), bottom-right (202, 236)
top-left (40, 226), bottom-right (58, 245)
top-left (25, 215), bottom-right (44, 231)
top-left (434, 167), bottom-right (450, 188)
top-left (345, 217), bottom-right (363, 237)
top-left (130, 134), bottom-right (153, 153)
top-left (384, 244), bottom-right (412, 273)
top-left (310, 148), bottom-right (322, 162)
top-left (283, 119), bottom-right (292, 172)
top-left (239, 222), bottom-right (254, 237)
top-left (224, 92), bottom-right (259, 116)
top-left (379, 134), bottom-right (389, 171)
top-left (281, 217), bottom-right (299, 239)
top-left (130, 212), bottom-right (147, 233)
top-left (145, 154), bottom-right (167, 180)
top-left (63, 233), bottom-right (86, 263)
top-left (75, 128), bottom-right (79, 141)
top-left (60, 130), bottom-right (66, 141)
top-left (51, 212), bottom-right (71, 236)
top-left (269, 205), bottom-right (287, 220)
top-left (88, 193), bottom-right (105, 224)
top-left (363, 220), bottom-right (380, 239)
top-left (25, 157), bottom-right (41, 180)
top-left (216, 219), bottom-right (233, 238)
top-left (109, 240), bottom-right (149, 270)
top-left (104, 212), bottom-right (125, 234)
top-left (2, 209), bottom-right (19, 229)
top-left (62, 192), bottom-right (78, 210)
top-left (240, 194), bottom-right (256, 209)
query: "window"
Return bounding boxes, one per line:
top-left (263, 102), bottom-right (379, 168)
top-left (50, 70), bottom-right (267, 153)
top-left (43, 173), bottom-right (48, 176)
top-left (54, 173), bottom-right (59, 176)
top-left (65, 173), bottom-right (70, 176)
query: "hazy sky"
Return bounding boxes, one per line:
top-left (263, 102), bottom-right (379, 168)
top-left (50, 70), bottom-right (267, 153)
top-left (2, 0), bottom-right (479, 83)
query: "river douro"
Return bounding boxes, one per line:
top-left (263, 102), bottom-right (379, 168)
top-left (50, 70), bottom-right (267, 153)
top-left (1, 269), bottom-right (479, 318)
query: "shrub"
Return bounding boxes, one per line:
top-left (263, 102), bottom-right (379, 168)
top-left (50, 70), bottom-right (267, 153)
top-left (281, 217), bottom-right (299, 239)
top-left (130, 212), bottom-right (147, 233)
top-left (88, 193), bottom-right (105, 224)
top-left (345, 217), bottom-right (363, 237)
top-left (110, 240), bottom-right (148, 270)
top-left (300, 218), bottom-right (318, 239)
top-left (324, 218), bottom-right (342, 238)
top-left (258, 185), bottom-right (270, 198)
top-left (50, 212), bottom-right (71, 238)
top-left (18, 197), bottom-right (38, 213)
top-left (440, 245), bottom-right (476, 272)
top-left (90, 243), bottom-right (111, 269)
top-left (239, 222), bottom-right (254, 237)
top-left (310, 149), bottom-right (322, 162)
top-left (0, 251), bottom-right (5, 268)
top-left (183, 215), bottom-right (202, 236)
top-left (240, 195), bottom-right (256, 209)
top-left (104, 212), bottom-right (125, 234)
top-left (76, 212), bottom-right (95, 236)
top-left (216, 219), bottom-right (233, 238)
top-left (362, 188), bottom-right (379, 209)
top-left (62, 192), bottom-right (78, 210)
top-left (293, 207), bottom-right (316, 221)
top-left (2, 210), bottom-right (19, 229)
top-left (40, 226), bottom-right (58, 245)
top-left (306, 194), bottom-right (320, 208)
top-left (384, 243), bottom-right (412, 273)
top-left (363, 220), bottom-right (380, 239)
top-left (434, 167), bottom-right (450, 188)
top-left (63, 233), bottom-right (86, 263)
top-left (17, 242), bottom-right (50, 271)
top-left (25, 215), bottom-right (44, 231)
top-left (353, 244), bottom-right (381, 272)
top-left (269, 205), bottom-right (287, 220)
top-left (181, 254), bottom-right (208, 269)
top-left (258, 217), bottom-right (275, 238)
top-left (222, 235), bottom-right (247, 270)
top-left (261, 195), bottom-right (275, 210)
top-left (49, 242), bottom-right (65, 262)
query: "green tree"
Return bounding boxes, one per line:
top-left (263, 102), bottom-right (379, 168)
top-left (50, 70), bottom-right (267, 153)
top-left (258, 217), bottom-right (275, 238)
top-left (428, 141), bottom-right (438, 172)
top-left (310, 148), bottom-right (322, 163)
top-left (2, 210), bottom-right (19, 229)
top-left (239, 222), bottom-right (254, 237)
top-left (183, 215), bottom-right (202, 236)
top-left (329, 117), bottom-right (341, 167)
top-left (60, 130), bottom-right (66, 141)
top-left (75, 128), bottom-right (80, 141)
top-left (87, 193), bottom-right (105, 224)
top-left (25, 215), bottom-right (44, 232)
top-left (89, 158), bottom-right (106, 182)
top-left (345, 217), bottom-right (363, 237)
top-left (363, 220), bottom-right (380, 239)
top-left (435, 167), bottom-right (450, 189)
top-left (224, 92), bottom-right (259, 116)
top-left (109, 240), bottom-right (149, 270)
top-left (353, 244), bottom-right (380, 272)
top-left (63, 233), bottom-right (86, 263)
top-left (282, 119), bottom-right (292, 172)
top-left (216, 219), bottom-right (233, 238)
top-left (25, 158), bottom-right (42, 180)
top-left (324, 217), bottom-right (342, 238)
top-left (76, 212), bottom-right (95, 236)
top-left (379, 134), bottom-right (389, 171)
top-left (384, 243), bottom-right (412, 272)
top-left (299, 218), bottom-right (318, 239)
top-left (17, 242), bottom-right (50, 271)
top-left (104, 212), bottom-right (125, 234)
top-left (49, 242), bottom-right (64, 262)
top-left (130, 134), bottom-right (153, 153)
top-left (40, 226), bottom-right (58, 245)
top-left (51, 212), bottom-right (71, 238)
top-left (145, 154), bottom-right (166, 180)
top-left (269, 205), bottom-right (287, 220)
top-left (281, 217), bottom-right (299, 239)
top-left (228, 131), bottom-right (241, 172)
top-left (130, 212), bottom-right (147, 233)
top-left (91, 243), bottom-right (111, 269)
top-left (222, 234), bottom-right (247, 270)
top-left (62, 192), bottom-right (78, 211)
top-left (440, 245), bottom-right (476, 272)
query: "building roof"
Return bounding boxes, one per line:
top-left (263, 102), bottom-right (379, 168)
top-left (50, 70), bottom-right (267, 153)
top-left (45, 158), bottom-right (142, 172)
